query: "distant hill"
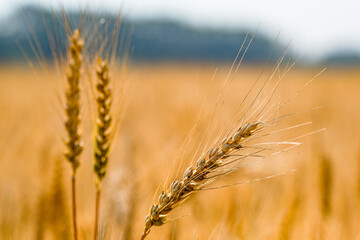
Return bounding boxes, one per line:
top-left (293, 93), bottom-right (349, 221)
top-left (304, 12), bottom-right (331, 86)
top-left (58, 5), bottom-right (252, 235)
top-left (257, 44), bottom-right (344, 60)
top-left (322, 51), bottom-right (360, 66)
top-left (0, 6), bottom-right (287, 63)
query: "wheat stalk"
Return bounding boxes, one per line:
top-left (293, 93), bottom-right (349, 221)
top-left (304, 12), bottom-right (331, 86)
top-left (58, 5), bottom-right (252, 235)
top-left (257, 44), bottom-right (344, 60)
top-left (141, 122), bottom-right (262, 239)
top-left (49, 158), bottom-right (71, 239)
top-left (93, 57), bottom-right (113, 240)
top-left (35, 191), bottom-right (47, 240)
top-left (64, 29), bottom-right (83, 240)
top-left (319, 155), bottom-right (332, 218)
top-left (278, 196), bottom-right (300, 240)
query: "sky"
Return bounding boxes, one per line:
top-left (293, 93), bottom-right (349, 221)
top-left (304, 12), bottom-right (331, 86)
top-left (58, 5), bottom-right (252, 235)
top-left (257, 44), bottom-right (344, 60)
top-left (1, 0), bottom-right (360, 60)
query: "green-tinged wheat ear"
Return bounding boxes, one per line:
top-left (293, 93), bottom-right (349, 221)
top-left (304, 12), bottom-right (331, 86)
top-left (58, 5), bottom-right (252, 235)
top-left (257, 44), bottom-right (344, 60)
top-left (141, 122), bottom-right (261, 239)
top-left (320, 155), bottom-right (332, 218)
top-left (94, 57), bottom-right (113, 183)
top-left (93, 57), bottom-right (113, 240)
top-left (64, 29), bottom-right (84, 173)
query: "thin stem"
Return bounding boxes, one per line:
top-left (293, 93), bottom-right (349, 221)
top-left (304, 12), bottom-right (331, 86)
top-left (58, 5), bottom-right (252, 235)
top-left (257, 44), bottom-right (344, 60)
top-left (72, 174), bottom-right (78, 240)
top-left (94, 187), bottom-right (101, 240)
top-left (141, 231), bottom-right (148, 240)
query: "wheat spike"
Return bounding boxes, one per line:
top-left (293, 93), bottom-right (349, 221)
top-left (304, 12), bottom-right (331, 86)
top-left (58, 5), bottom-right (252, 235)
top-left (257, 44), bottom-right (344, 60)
top-left (93, 57), bottom-right (113, 240)
top-left (64, 29), bottom-right (84, 173)
top-left (141, 122), bottom-right (261, 239)
top-left (94, 57), bottom-right (113, 183)
top-left (64, 29), bottom-right (83, 240)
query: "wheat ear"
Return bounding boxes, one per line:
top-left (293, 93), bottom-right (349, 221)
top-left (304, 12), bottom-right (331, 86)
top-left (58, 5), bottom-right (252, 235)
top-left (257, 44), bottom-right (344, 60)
top-left (93, 57), bottom-right (113, 240)
top-left (64, 29), bottom-right (83, 240)
top-left (141, 122), bottom-right (261, 239)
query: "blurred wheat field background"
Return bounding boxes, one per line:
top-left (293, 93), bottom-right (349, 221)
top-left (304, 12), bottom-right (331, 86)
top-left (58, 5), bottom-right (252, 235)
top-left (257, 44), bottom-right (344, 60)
top-left (0, 62), bottom-right (359, 239)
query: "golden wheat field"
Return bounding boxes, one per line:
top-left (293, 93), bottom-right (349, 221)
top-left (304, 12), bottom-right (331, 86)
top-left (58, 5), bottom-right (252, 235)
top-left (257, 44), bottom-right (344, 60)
top-left (0, 62), bottom-right (360, 240)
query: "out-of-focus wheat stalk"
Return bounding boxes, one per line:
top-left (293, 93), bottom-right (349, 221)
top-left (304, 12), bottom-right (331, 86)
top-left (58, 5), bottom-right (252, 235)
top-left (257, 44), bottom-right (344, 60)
top-left (93, 57), bottom-right (113, 240)
top-left (35, 192), bottom-right (47, 240)
top-left (357, 147), bottom-right (360, 200)
top-left (278, 197), bottom-right (300, 240)
top-left (49, 158), bottom-right (71, 239)
top-left (320, 155), bottom-right (332, 218)
top-left (64, 29), bottom-right (83, 240)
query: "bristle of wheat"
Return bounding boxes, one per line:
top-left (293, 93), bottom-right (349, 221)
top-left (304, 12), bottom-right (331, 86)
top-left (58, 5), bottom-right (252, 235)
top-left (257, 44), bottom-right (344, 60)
top-left (93, 57), bottom-right (113, 183)
top-left (64, 29), bottom-right (84, 173)
top-left (141, 122), bottom-right (261, 238)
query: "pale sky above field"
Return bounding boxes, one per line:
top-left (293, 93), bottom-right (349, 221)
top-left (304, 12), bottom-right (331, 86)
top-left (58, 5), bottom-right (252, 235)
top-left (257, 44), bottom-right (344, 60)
top-left (1, 0), bottom-right (360, 60)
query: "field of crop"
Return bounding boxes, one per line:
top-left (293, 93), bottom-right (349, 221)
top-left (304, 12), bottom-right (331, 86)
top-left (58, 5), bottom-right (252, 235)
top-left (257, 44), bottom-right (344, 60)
top-left (0, 62), bottom-right (359, 240)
